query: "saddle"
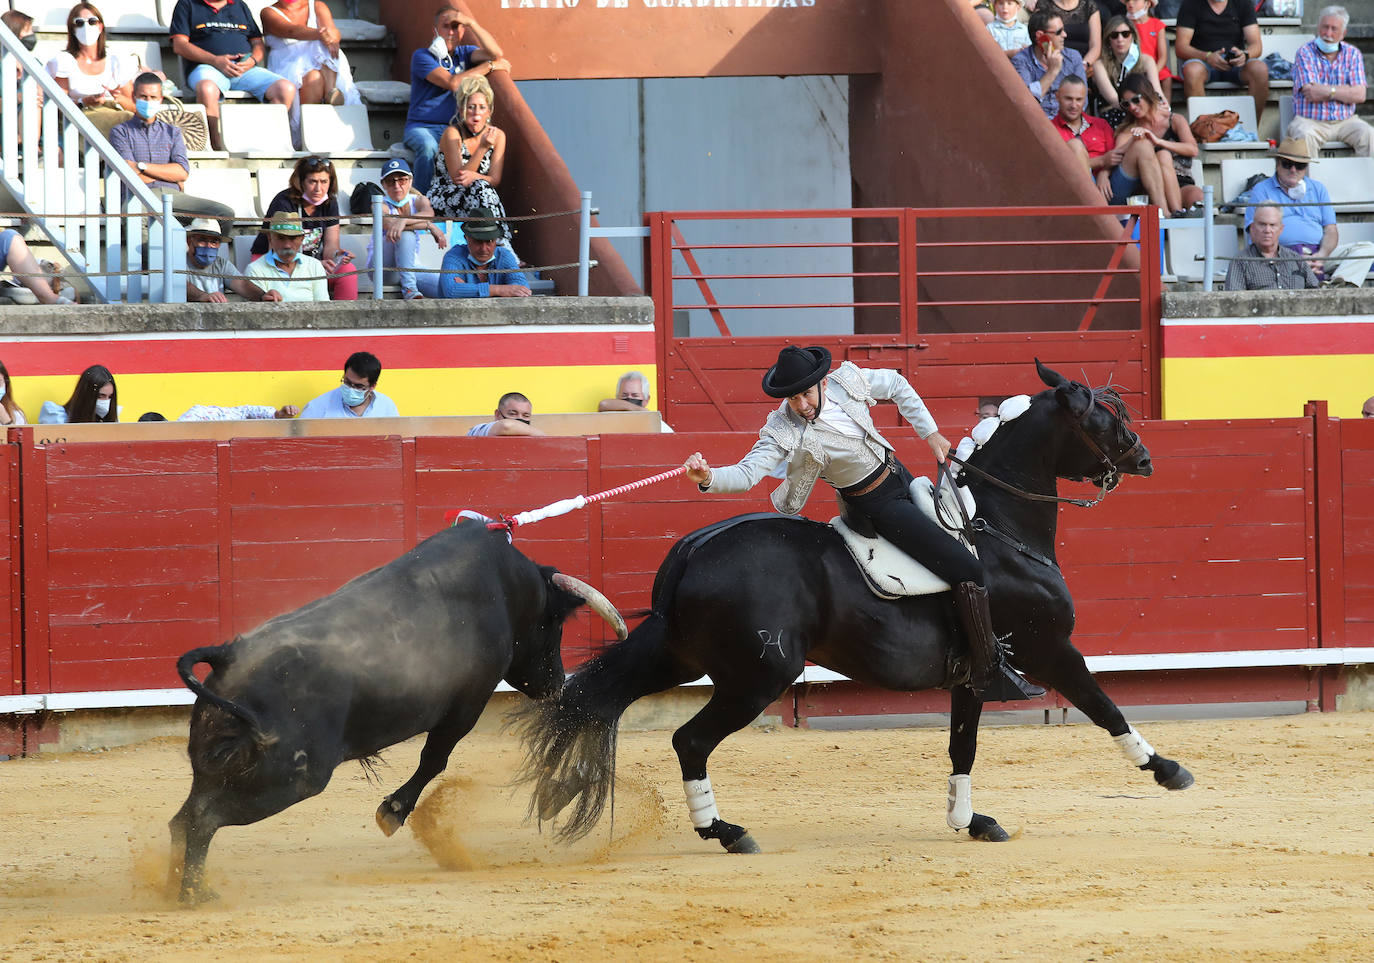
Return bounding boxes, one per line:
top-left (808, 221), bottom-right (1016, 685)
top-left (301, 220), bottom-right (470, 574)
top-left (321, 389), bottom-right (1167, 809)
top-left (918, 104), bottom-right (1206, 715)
top-left (831, 476), bottom-right (977, 600)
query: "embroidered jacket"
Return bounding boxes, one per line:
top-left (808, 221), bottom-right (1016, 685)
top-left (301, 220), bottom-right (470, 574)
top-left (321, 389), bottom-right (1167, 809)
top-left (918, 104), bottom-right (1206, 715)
top-left (704, 362), bottom-right (939, 515)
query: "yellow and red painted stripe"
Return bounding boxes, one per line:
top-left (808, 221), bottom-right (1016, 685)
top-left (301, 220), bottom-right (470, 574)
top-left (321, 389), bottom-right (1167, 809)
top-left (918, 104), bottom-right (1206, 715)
top-left (1162, 315), bottom-right (1374, 420)
top-left (0, 325), bottom-right (657, 423)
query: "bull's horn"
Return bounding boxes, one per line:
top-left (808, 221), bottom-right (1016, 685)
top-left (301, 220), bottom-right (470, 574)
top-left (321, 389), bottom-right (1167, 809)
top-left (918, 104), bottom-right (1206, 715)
top-left (552, 573), bottom-right (628, 640)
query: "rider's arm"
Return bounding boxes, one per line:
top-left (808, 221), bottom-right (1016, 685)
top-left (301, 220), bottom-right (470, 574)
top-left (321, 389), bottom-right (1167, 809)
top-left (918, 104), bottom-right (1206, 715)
top-left (700, 434), bottom-right (788, 493)
top-left (863, 368), bottom-right (939, 438)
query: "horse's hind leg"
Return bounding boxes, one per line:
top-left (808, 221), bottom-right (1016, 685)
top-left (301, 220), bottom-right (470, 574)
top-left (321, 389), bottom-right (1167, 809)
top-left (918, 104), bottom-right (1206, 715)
top-left (1032, 645), bottom-right (1194, 791)
top-left (947, 685), bottom-right (1010, 841)
top-left (671, 681), bottom-right (788, 854)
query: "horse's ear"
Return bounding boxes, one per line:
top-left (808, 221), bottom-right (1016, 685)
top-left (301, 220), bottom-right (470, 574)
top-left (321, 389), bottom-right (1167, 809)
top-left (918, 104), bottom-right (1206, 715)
top-left (1035, 358), bottom-right (1066, 388)
top-left (1054, 380), bottom-right (1093, 419)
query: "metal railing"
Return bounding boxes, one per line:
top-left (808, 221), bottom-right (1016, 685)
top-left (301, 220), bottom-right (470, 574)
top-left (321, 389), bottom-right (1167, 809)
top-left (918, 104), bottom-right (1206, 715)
top-left (0, 21), bottom-right (184, 303)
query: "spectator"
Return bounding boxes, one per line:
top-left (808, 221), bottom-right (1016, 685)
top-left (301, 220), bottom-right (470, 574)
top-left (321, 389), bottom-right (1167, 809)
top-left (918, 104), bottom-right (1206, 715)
top-left (1286, 6), bottom-right (1371, 159)
top-left (1126, 0), bottom-right (1173, 103)
top-left (169, 0), bottom-right (297, 152)
top-left (259, 0), bottom-right (360, 108)
top-left (1174, 0), bottom-right (1269, 125)
top-left (428, 76), bottom-right (513, 251)
top-left (1037, 0), bottom-right (1102, 75)
top-left (138, 411), bottom-right (166, 422)
top-left (1052, 76), bottom-right (1123, 180)
top-left (1, 11), bottom-right (37, 53)
top-left (1012, 10), bottom-right (1088, 118)
top-left (1105, 74), bottom-right (1201, 216)
top-left (987, 0), bottom-right (1031, 58)
top-left (45, 3), bottom-right (135, 140)
top-left (251, 154), bottom-right (358, 301)
top-left (1224, 203), bottom-right (1319, 290)
top-left (1091, 15), bottom-right (1165, 116)
top-left (0, 229), bottom-right (75, 304)
top-left (598, 371), bottom-right (652, 412)
top-left (466, 392), bottom-right (543, 436)
top-left (244, 212), bottom-right (329, 302)
top-left (108, 72), bottom-right (235, 227)
top-left (38, 364), bottom-right (118, 424)
top-left (184, 218), bottom-right (278, 303)
top-left (179, 403), bottom-right (300, 421)
top-left (1243, 138), bottom-right (1374, 286)
top-left (368, 157), bottom-right (447, 301)
top-left (405, 7), bottom-right (508, 195)
top-left (970, 0), bottom-right (996, 25)
top-left (978, 401), bottom-right (1002, 420)
top-left (299, 351), bottom-right (399, 419)
top-left (1362, 396), bottom-right (1374, 418)
top-left (438, 206), bottom-right (529, 299)
top-left (0, 359), bottom-right (27, 426)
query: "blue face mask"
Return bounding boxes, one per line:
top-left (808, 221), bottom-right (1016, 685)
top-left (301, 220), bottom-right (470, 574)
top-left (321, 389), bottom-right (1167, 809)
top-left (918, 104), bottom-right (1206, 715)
top-left (340, 384), bottom-right (368, 407)
top-left (192, 244), bottom-right (219, 266)
top-left (266, 248), bottom-right (297, 267)
top-left (1121, 43), bottom-right (1140, 73)
top-left (135, 98), bottom-right (160, 120)
top-left (0, 383), bottom-right (6, 402)
top-left (1315, 36), bottom-right (1340, 54)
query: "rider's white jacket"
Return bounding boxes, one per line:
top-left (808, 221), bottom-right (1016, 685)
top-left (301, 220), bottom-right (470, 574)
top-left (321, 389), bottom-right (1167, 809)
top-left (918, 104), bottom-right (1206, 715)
top-left (702, 361), bottom-right (939, 515)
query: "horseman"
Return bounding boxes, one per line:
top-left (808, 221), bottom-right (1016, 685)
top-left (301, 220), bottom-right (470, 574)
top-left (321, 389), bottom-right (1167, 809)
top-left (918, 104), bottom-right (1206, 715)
top-left (683, 345), bottom-right (1042, 702)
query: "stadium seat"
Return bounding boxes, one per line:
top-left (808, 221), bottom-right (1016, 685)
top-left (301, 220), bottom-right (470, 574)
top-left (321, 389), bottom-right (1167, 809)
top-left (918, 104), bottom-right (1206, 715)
top-left (1165, 222), bottom-right (1239, 283)
top-left (31, 0), bottom-right (166, 32)
top-left (1277, 95), bottom-right (1349, 153)
top-left (183, 168), bottom-right (257, 226)
top-left (1219, 157), bottom-right (1275, 205)
top-left (299, 104), bottom-right (383, 155)
top-left (1186, 95), bottom-right (1267, 150)
top-left (219, 103), bottom-right (296, 156)
top-left (1259, 32), bottom-right (1308, 71)
top-left (1313, 158), bottom-right (1374, 213)
top-left (338, 167), bottom-right (383, 216)
top-left (231, 233), bottom-right (257, 272)
top-left (256, 167), bottom-right (294, 217)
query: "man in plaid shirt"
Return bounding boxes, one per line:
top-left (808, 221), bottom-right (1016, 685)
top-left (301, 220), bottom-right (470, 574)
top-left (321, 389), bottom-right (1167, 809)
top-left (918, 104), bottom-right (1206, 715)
top-left (1286, 6), bottom-right (1372, 158)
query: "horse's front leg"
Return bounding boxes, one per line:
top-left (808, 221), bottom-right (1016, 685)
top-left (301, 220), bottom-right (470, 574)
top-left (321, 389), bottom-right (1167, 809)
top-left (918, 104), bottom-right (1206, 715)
top-left (947, 685), bottom-right (1009, 841)
top-left (1031, 644), bottom-right (1194, 791)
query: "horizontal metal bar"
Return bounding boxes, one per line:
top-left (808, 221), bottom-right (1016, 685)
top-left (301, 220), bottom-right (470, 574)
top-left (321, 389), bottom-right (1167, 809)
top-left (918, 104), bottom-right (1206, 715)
top-left (913, 238), bottom-right (1136, 248)
top-left (661, 206), bottom-right (1130, 221)
top-left (918, 268), bottom-right (1140, 278)
top-left (672, 241), bottom-right (898, 251)
top-left (589, 227), bottom-right (651, 238)
top-left (916, 297), bottom-right (1138, 307)
top-left (672, 271), bottom-right (900, 281)
top-left (674, 302), bottom-right (901, 311)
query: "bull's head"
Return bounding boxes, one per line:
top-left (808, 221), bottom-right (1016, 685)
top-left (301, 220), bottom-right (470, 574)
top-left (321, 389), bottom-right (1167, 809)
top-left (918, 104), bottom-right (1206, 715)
top-left (505, 568), bottom-right (627, 699)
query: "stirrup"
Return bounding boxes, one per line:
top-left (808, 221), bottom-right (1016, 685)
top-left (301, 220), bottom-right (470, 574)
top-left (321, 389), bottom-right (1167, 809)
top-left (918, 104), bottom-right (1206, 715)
top-left (974, 664), bottom-right (1045, 702)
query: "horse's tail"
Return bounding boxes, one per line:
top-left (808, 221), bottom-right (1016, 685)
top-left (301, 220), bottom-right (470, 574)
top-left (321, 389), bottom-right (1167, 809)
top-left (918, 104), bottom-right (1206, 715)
top-left (177, 645), bottom-right (275, 749)
top-left (509, 610), bottom-right (679, 843)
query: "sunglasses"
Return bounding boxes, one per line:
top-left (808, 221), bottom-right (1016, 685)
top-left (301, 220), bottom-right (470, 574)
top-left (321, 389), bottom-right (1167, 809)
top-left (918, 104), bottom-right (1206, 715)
top-left (1278, 159), bottom-right (1309, 170)
top-left (1050, 27), bottom-right (1067, 35)
top-left (71, 16), bottom-right (101, 27)
top-left (440, 20), bottom-right (463, 30)
top-left (1108, 30), bottom-right (1133, 38)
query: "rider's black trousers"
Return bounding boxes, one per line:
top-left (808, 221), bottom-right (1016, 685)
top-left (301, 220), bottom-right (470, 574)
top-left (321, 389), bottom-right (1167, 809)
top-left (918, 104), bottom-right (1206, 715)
top-left (838, 457), bottom-right (984, 588)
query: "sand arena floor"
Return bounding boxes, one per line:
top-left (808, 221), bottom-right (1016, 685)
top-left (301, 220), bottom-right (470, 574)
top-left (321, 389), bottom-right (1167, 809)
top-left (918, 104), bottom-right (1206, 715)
top-left (0, 712), bottom-right (1371, 962)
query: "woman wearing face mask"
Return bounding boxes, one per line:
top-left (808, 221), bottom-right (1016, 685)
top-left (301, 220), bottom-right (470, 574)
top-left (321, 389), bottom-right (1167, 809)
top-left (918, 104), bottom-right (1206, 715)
top-left (45, 3), bottom-right (135, 139)
top-left (1091, 15), bottom-right (1164, 120)
top-left (427, 76), bottom-right (515, 253)
top-left (0, 360), bottom-right (28, 426)
top-left (250, 154), bottom-right (358, 300)
top-left (259, 0), bottom-right (361, 108)
top-left (38, 364), bottom-right (118, 424)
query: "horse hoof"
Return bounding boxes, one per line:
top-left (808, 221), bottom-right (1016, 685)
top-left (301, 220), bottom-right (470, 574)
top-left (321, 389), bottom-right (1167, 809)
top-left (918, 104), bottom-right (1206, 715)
top-left (726, 833), bottom-right (762, 854)
top-left (968, 812), bottom-right (1010, 842)
top-left (375, 798), bottom-right (405, 837)
top-left (1144, 755), bottom-right (1195, 791)
top-left (178, 883), bottom-right (220, 907)
top-left (537, 780), bottom-right (580, 822)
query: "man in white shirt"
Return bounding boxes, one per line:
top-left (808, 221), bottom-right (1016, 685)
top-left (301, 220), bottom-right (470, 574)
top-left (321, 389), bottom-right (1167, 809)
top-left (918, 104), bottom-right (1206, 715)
top-left (244, 212), bottom-right (329, 302)
top-left (299, 351), bottom-right (400, 419)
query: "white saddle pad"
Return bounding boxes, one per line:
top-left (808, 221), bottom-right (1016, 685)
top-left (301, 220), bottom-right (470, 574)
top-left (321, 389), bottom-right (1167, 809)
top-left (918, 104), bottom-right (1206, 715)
top-left (830, 476), bottom-right (977, 599)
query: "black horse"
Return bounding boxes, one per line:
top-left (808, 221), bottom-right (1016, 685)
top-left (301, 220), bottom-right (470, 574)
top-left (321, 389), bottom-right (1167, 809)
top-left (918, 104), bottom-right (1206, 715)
top-left (514, 361), bottom-right (1193, 852)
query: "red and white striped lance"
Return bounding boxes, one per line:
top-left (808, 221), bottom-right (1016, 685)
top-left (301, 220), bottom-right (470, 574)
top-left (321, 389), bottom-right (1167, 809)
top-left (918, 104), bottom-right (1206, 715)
top-left (446, 466), bottom-right (688, 533)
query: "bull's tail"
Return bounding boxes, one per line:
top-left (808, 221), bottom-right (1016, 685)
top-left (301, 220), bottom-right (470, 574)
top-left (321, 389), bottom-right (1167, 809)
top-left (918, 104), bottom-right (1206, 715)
top-left (176, 645), bottom-right (275, 748)
top-left (510, 610), bottom-right (684, 843)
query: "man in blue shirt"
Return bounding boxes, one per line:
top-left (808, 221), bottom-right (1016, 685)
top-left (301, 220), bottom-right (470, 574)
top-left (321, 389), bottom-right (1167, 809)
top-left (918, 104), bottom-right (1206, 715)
top-left (405, 7), bottom-right (508, 193)
top-left (1011, 9), bottom-right (1086, 119)
top-left (299, 351), bottom-right (401, 419)
top-left (439, 207), bottom-right (531, 299)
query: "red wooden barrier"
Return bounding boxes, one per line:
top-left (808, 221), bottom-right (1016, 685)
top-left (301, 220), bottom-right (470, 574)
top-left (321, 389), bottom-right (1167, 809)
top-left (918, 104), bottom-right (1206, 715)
top-left (1, 440), bottom-right (18, 697)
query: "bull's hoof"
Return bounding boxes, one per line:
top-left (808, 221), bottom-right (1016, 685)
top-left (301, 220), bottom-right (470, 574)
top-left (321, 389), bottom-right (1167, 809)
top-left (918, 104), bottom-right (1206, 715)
top-left (375, 797), bottom-right (406, 837)
top-left (726, 833), bottom-right (762, 854)
top-left (1143, 755), bottom-right (1195, 791)
top-left (968, 812), bottom-right (1010, 842)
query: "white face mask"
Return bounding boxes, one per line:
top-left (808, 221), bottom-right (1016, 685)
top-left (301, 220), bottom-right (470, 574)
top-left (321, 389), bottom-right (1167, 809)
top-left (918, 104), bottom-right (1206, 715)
top-left (74, 22), bottom-right (101, 46)
top-left (1128, 7), bottom-right (1148, 20)
top-left (428, 33), bottom-right (450, 62)
top-left (94, 397), bottom-right (111, 418)
top-left (1285, 177), bottom-right (1308, 200)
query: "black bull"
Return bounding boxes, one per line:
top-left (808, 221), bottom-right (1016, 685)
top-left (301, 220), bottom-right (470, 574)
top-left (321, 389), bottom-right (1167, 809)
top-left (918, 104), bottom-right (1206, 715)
top-left (168, 521), bottom-right (626, 904)
top-left (514, 361), bottom-right (1194, 852)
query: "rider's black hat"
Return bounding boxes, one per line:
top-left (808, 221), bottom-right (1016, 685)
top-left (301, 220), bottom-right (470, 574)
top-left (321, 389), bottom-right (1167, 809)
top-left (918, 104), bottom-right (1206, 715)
top-left (762, 345), bottom-right (832, 398)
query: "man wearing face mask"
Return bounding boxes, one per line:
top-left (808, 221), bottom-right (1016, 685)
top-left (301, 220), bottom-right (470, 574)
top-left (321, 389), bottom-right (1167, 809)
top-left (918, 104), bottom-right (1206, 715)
top-left (184, 219), bottom-right (279, 303)
top-left (405, 7), bottom-right (509, 195)
top-left (1243, 137), bottom-right (1374, 286)
top-left (299, 351), bottom-right (400, 419)
top-left (1287, 6), bottom-right (1371, 159)
top-left (244, 212), bottom-right (330, 302)
top-left (109, 72), bottom-right (235, 228)
top-left (466, 391), bottom-right (543, 436)
top-left (438, 207), bottom-right (529, 298)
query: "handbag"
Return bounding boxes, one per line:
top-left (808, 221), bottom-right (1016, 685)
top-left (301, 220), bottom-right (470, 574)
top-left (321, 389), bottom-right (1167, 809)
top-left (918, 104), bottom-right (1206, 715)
top-left (1189, 109), bottom-right (1240, 144)
top-left (156, 93), bottom-right (210, 152)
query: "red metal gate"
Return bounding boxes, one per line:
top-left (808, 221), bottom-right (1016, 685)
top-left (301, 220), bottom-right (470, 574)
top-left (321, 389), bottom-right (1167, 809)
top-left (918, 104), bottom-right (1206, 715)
top-left (647, 207), bottom-right (1162, 434)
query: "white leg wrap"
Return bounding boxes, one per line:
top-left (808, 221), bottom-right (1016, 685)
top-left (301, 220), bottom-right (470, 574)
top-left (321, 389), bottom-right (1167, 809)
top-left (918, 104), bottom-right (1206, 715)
top-left (1113, 726), bottom-right (1155, 767)
top-left (683, 778), bottom-right (720, 829)
top-left (946, 774), bottom-right (972, 830)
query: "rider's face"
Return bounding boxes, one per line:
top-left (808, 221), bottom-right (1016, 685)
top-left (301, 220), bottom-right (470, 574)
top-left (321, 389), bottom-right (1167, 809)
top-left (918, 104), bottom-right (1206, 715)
top-left (787, 380), bottom-right (824, 422)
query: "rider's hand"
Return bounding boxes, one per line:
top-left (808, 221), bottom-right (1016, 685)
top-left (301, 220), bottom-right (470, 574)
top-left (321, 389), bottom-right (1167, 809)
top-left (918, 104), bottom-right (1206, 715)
top-left (684, 451), bottom-right (712, 486)
top-left (925, 431), bottom-right (952, 464)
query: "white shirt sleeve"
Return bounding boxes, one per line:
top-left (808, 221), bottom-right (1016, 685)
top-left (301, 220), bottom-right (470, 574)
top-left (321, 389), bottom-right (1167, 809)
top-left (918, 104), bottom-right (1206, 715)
top-left (863, 367), bottom-right (939, 439)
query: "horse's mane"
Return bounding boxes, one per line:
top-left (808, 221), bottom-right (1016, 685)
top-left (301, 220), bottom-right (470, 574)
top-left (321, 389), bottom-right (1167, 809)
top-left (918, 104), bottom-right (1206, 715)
top-left (1091, 385), bottom-right (1132, 424)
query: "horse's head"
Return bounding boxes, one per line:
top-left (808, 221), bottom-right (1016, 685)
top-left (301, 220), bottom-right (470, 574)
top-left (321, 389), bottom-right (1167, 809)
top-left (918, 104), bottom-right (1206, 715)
top-left (1036, 359), bottom-right (1152, 489)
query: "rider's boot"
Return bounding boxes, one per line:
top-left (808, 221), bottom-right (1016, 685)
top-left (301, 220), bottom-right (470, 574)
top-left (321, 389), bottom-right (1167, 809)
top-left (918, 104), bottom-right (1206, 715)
top-left (955, 581), bottom-right (1045, 702)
